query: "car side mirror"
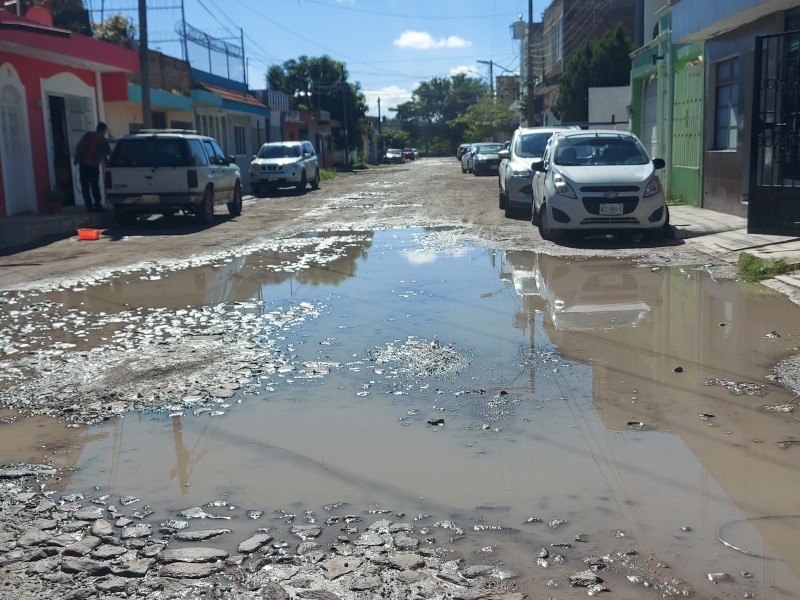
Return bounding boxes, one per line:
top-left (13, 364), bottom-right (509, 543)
top-left (652, 158), bottom-right (665, 169)
top-left (531, 157), bottom-right (546, 172)
top-left (498, 149), bottom-right (509, 159)
top-left (227, 155), bottom-right (236, 165)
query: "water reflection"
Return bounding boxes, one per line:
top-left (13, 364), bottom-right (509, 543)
top-left (503, 249), bottom-right (800, 585)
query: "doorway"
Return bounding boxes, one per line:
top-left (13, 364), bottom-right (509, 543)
top-left (47, 95), bottom-right (76, 207)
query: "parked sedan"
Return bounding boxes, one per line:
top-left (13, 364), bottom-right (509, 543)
top-left (402, 148), bottom-right (415, 161)
top-left (531, 130), bottom-right (668, 241)
top-left (383, 148), bottom-right (405, 164)
top-left (470, 142), bottom-right (505, 176)
top-left (498, 127), bottom-right (573, 218)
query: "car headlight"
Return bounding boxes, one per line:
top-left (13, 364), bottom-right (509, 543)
top-left (553, 173), bottom-right (576, 199)
top-left (644, 176), bottom-right (662, 198)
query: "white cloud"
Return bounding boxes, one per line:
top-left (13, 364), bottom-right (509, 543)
top-left (394, 31), bottom-right (471, 50)
top-left (363, 85), bottom-right (413, 116)
top-left (450, 65), bottom-right (479, 78)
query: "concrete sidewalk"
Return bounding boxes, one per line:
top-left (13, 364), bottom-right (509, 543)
top-left (1, 203), bottom-right (799, 300)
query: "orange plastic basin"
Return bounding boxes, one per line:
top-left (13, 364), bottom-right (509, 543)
top-left (77, 228), bottom-right (101, 241)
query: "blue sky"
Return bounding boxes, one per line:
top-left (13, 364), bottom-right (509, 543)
top-left (87, 0), bottom-right (538, 116)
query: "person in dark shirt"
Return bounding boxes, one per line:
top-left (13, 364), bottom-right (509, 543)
top-left (73, 122), bottom-right (112, 212)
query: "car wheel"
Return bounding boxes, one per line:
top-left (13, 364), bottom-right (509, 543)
top-left (296, 172), bottom-right (307, 192)
top-left (227, 181), bottom-right (243, 216)
top-left (538, 203), bottom-right (563, 241)
top-left (198, 187), bottom-right (214, 225)
top-left (531, 202), bottom-right (539, 226)
top-left (311, 168), bottom-right (320, 190)
top-left (498, 186), bottom-right (506, 209)
top-left (461, 162), bottom-right (467, 174)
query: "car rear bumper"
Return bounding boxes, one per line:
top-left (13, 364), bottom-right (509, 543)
top-left (108, 191), bottom-right (204, 209)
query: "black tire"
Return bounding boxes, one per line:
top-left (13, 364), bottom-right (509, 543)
top-left (538, 203), bottom-right (563, 241)
top-left (311, 168), bottom-right (320, 190)
top-left (498, 186), bottom-right (506, 209)
top-left (461, 162), bottom-right (467, 174)
top-left (531, 202), bottom-right (539, 226)
top-left (296, 171), bottom-right (307, 192)
top-left (198, 187), bottom-right (214, 225)
top-left (227, 181), bottom-right (243, 217)
top-left (504, 201), bottom-right (516, 219)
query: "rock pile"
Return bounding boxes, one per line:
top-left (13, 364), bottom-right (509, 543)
top-left (0, 466), bottom-right (526, 600)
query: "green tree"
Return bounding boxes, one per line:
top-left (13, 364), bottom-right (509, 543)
top-left (552, 24), bottom-right (633, 122)
top-left (93, 13), bottom-right (136, 43)
top-left (448, 97), bottom-right (517, 142)
top-left (267, 55), bottom-right (368, 156)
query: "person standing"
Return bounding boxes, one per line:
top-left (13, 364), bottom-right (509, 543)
top-left (73, 122), bottom-right (112, 212)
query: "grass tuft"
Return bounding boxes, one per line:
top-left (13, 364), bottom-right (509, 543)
top-left (737, 252), bottom-right (791, 282)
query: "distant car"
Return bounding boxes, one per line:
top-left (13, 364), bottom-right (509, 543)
top-left (105, 129), bottom-right (242, 226)
top-left (249, 140), bottom-right (320, 196)
top-left (456, 143), bottom-right (470, 161)
top-left (470, 142), bottom-right (504, 176)
top-left (383, 148), bottom-right (405, 164)
top-left (531, 130), bottom-right (668, 241)
top-left (402, 147), bottom-right (415, 161)
top-left (460, 144), bottom-right (476, 173)
top-left (412, 148), bottom-right (420, 159)
top-left (498, 127), bottom-right (573, 218)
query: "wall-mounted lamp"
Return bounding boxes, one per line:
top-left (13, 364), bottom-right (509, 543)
top-left (652, 53), bottom-right (665, 65)
top-left (689, 55), bottom-right (704, 66)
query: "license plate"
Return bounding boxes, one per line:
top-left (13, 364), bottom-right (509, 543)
top-left (140, 194), bottom-right (160, 203)
top-left (599, 203), bottom-right (623, 216)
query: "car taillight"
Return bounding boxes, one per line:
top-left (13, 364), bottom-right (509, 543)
top-left (104, 171), bottom-right (112, 189)
top-left (187, 170), bottom-right (198, 188)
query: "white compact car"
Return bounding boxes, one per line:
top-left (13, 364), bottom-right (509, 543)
top-left (531, 130), bottom-right (668, 241)
top-left (498, 127), bottom-right (573, 219)
top-left (249, 140), bottom-right (320, 195)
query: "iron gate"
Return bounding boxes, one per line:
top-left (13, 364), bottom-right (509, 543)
top-left (748, 30), bottom-right (800, 235)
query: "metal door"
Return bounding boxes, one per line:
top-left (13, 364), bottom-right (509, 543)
top-left (748, 30), bottom-right (800, 234)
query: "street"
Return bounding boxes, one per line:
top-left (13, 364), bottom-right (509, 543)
top-left (1, 158), bottom-right (799, 600)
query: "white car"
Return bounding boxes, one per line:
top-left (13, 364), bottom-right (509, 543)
top-left (105, 129), bottom-right (242, 226)
top-left (531, 130), bottom-right (668, 241)
top-left (249, 140), bottom-right (320, 196)
top-left (498, 127), bottom-right (572, 219)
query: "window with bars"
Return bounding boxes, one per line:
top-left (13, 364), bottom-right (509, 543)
top-left (233, 125), bottom-right (246, 155)
top-left (714, 58), bottom-right (739, 150)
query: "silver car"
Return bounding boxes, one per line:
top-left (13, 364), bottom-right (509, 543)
top-left (249, 140), bottom-right (320, 196)
top-left (498, 127), bottom-right (572, 219)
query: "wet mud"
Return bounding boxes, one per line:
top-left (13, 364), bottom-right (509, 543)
top-left (1, 226), bottom-right (800, 598)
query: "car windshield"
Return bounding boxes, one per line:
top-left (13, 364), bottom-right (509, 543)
top-left (258, 144), bottom-right (301, 159)
top-left (554, 137), bottom-right (649, 166)
top-left (387, 149), bottom-right (401, 154)
top-left (476, 144), bottom-right (503, 154)
top-left (514, 133), bottom-right (552, 158)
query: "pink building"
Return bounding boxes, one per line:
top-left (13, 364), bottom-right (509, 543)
top-left (0, 7), bottom-right (138, 217)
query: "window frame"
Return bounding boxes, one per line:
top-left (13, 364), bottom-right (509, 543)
top-left (713, 57), bottom-right (740, 150)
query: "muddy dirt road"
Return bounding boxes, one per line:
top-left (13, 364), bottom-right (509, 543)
top-left (1, 158), bottom-right (799, 600)
top-left (0, 157), bottom-right (709, 292)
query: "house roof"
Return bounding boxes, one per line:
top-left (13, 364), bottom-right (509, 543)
top-left (0, 9), bottom-right (138, 73)
top-left (194, 81), bottom-right (266, 110)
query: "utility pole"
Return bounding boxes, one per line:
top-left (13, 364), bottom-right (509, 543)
top-left (138, 0), bottom-right (152, 129)
top-left (526, 0), bottom-right (535, 126)
top-left (477, 60), bottom-right (494, 97)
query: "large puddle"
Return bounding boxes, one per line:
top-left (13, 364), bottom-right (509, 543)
top-left (2, 227), bottom-right (800, 598)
